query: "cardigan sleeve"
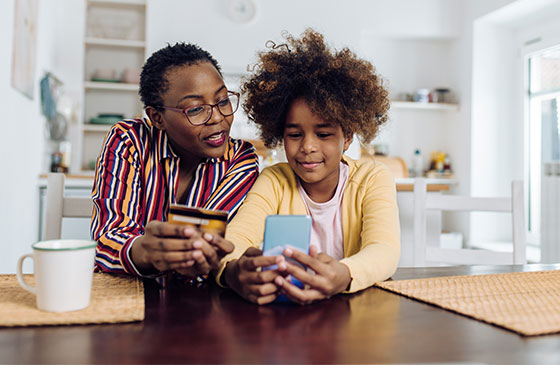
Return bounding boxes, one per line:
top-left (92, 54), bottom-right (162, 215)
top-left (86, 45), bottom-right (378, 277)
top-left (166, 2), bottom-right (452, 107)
top-left (339, 164), bottom-right (401, 293)
top-left (214, 167), bottom-right (281, 286)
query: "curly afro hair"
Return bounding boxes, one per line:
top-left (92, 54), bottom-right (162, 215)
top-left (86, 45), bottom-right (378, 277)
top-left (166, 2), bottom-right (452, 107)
top-left (139, 42), bottom-right (221, 110)
top-left (242, 28), bottom-right (390, 148)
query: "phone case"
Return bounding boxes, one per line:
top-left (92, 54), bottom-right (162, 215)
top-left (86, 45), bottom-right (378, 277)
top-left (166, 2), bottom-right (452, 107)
top-left (262, 215), bottom-right (312, 302)
top-left (262, 215), bottom-right (312, 256)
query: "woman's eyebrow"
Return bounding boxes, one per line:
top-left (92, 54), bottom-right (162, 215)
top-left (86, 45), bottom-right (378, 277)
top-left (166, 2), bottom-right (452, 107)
top-left (176, 85), bottom-right (227, 103)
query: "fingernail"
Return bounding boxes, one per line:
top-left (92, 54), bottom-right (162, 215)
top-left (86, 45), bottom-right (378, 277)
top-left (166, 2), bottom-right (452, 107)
top-left (203, 233), bottom-right (213, 241)
top-left (192, 250), bottom-right (202, 258)
top-left (275, 277), bottom-right (283, 286)
top-left (278, 262), bottom-right (287, 270)
top-left (284, 248), bottom-right (293, 256)
top-left (186, 260), bottom-right (195, 266)
top-left (193, 240), bottom-right (203, 248)
top-left (184, 227), bottom-right (194, 235)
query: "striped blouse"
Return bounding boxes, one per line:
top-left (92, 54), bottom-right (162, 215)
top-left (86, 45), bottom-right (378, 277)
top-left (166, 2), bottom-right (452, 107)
top-left (91, 118), bottom-right (259, 275)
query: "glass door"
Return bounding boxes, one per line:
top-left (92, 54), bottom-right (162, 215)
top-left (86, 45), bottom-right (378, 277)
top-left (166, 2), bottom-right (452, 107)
top-left (526, 46), bottom-right (560, 247)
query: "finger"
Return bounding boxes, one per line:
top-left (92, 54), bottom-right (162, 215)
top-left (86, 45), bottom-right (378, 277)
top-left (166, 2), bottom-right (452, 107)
top-left (192, 250), bottom-right (211, 274)
top-left (255, 293), bottom-right (280, 305)
top-left (243, 247), bottom-right (263, 257)
top-left (192, 239), bottom-right (220, 268)
top-left (275, 276), bottom-right (325, 304)
top-left (317, 253), bottom-right (331, 263)
top-left (240, 269), bottom-right (280, 285)
top-left (146, 220), bottom-right (199, 239)
top-left (203, 233), bottom-right (234, 255)
top-left (171, 260), bottom-right (195, 269)
top-left (239, 255), bottom-right (280, 272)
top-left (142, 237), bottom-right (203, 252)
top-left (158, 250), bottom-right (199, 264)
top-left (283, 248), bottom-right (329, 274)
top-left (309, 245), bottom-right (319, 258)
top-left (248, 282), bottom-right (279, 297)
top-left (280, 261), bottom-right (329, 290)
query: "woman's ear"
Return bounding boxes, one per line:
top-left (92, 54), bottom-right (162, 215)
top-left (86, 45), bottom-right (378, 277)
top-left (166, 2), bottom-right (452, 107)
top-left (146, 106), bottom-right (165, 130)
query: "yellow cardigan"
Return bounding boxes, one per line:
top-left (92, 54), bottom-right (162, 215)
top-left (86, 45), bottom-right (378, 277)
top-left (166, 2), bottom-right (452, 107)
top-left (217, 156), bottom-right (401, 293)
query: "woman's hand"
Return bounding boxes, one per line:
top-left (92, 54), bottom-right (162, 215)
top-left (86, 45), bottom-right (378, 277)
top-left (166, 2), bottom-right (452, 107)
top-left (275, 246), bottom-right (351, 305)
top-left (130, 220), bottom-right (233, 278)
top-left (224, 247), bottom-right (284, 305)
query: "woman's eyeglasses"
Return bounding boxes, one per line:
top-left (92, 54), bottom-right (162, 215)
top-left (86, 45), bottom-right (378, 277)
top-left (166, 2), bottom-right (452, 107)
top-left (159, 91), bottom-right (240, 126)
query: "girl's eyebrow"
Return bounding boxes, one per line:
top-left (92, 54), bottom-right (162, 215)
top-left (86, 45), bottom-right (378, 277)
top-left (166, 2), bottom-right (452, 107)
top-left (177, 85), bottom-right (227, 103)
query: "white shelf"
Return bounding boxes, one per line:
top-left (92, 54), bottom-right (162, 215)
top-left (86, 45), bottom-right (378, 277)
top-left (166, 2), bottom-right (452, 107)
top-left (85, 37), bottom-right (145, 49)
top-left (84, 81), bottom-right (139, 91)
top-left (87, 0), bottom-right (145, 8)
top-left (83, 124), bottom-right (113, 133)
top-left (392, 101), bottom-right (459, 111)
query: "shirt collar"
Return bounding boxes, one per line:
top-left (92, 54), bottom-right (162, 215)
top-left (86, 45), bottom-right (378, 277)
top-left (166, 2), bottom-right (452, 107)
top-left (151, 119), bottom-right (230, 165)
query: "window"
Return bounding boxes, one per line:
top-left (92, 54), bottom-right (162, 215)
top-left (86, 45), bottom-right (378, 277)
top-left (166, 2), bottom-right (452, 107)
top-left (526, 46), bottom-right (560, 245)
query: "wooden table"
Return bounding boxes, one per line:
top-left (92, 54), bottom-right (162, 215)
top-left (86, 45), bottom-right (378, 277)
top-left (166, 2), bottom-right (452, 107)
top-left (1, 264), bottom-right (559, 364)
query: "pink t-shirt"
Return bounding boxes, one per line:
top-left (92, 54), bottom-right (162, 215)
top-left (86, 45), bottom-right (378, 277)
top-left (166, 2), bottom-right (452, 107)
top-left (297, 162), bottom-right (349, 260)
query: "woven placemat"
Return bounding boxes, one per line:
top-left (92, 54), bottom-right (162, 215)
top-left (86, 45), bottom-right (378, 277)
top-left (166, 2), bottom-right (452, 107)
top-left (376, 270), bottom-right (560, 336)
top-left (0, 273), bottom-right (144, 327)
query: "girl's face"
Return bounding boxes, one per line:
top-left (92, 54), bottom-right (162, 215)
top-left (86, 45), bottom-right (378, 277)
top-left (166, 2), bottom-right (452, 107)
top-left (149, 62), bottom-right (233, 163)
top-left (283, 98), bottom-right (352, 202)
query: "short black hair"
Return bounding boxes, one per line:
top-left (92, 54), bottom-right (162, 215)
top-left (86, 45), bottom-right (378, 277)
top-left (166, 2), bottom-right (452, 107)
top-left (139, 42), bottom-right (222, 109)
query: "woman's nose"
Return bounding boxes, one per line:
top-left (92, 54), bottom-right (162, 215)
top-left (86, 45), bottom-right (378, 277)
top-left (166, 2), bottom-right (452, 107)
top-left (206, 105), bottom-right (224, 125)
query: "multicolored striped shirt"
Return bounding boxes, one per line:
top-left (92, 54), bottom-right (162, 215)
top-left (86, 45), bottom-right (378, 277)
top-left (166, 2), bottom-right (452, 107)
top-left (91, 118), bottom-right (259, 275)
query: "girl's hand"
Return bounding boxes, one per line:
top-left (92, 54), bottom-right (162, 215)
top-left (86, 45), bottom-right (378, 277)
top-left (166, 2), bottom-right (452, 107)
top-left (224, 247), bottom-right (284, 305)
top-left (131, 220), bottom-right (232, 278)
top-left (275, 246), bottom-right (351, 305)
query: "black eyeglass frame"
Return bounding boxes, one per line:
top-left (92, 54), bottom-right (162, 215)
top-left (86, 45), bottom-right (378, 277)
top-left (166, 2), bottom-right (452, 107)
top-left (158, 91), bottom-right (240, 126)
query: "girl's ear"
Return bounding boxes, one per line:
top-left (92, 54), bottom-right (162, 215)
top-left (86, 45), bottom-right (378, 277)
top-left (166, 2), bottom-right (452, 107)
top-left (146, 106), bottom-right (165, 130)
top-left (343, 134), bottom-right (353, 152)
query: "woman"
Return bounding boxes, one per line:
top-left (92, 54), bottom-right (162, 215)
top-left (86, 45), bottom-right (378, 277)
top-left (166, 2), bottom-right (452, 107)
top-left (91, 43), bottom-right (259, 278)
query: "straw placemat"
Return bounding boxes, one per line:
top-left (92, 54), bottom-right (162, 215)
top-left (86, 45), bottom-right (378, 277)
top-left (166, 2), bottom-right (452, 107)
top-left (0, 273), bottom-right (144, 327)
top-left (376, 270), bottom-right (560, 336)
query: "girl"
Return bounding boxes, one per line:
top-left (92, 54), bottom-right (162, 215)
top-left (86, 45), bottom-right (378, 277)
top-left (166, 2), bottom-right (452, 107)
top-left (91, 43), bottom-right (259, 278)
top-left (215, 29), bottom-right (400, 304)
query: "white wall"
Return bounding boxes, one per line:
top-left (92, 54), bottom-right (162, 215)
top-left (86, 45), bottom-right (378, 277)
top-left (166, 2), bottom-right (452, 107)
top-left (0, 0), bottom-right (83, 273)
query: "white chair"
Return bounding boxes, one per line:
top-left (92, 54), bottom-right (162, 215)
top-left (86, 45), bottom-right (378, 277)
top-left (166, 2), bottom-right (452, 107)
top-left (412, 178), bottom-right (526, 266)
top-left (44, 173), bottom-right (93, 240)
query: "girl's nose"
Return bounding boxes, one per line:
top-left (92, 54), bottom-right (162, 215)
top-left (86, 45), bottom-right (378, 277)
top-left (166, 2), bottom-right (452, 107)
top-left (301, 135), bottom-right (317, 154)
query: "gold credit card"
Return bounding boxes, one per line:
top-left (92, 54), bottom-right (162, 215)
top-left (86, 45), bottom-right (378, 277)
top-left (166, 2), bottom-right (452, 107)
top-left (167, 205), bottom-right (228, 237)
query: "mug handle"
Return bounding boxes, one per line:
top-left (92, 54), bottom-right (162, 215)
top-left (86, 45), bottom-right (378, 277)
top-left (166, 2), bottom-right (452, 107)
top-left (16, 254), bottom-right (36, 295)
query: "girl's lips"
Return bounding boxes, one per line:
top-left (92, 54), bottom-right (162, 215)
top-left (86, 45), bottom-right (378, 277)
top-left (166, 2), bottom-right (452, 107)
top-left (298, 161), bottom-right (322, 169)
top-left (204, 131), bottom-right (227, 147)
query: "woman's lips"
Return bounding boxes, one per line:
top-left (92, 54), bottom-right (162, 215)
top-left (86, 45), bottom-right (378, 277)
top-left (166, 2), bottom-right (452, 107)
top-left (204, 131), bottom-right (226, 147)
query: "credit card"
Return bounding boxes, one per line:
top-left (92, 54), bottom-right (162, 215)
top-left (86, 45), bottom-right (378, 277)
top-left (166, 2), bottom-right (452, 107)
top-left (167, 205), bottom-right (228, 237)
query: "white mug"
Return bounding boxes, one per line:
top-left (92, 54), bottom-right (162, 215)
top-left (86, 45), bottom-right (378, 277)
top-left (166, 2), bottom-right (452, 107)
top-left (16, 239), bottom-right (97, 312)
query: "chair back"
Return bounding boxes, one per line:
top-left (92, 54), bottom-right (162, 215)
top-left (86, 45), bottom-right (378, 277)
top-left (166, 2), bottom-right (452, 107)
top-left (44, 173), bottom-right (93, 240)
top-left (412, 178), bottom-right (526, 266)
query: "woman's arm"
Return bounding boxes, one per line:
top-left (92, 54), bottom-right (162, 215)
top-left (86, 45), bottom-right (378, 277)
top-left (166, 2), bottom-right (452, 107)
top-left (91, 124), bottom-right (147, 275)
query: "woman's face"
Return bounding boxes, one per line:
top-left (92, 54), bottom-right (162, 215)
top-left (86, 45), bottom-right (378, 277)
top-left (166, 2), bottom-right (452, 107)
top-left (283, 98), bottom-right (352, 201)
top-left (152, 62), bottom-right (233, 162)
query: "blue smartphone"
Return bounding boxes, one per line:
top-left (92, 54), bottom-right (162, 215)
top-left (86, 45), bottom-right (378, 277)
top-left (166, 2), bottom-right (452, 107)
top-left (262, 215), bottom-right (312, 302)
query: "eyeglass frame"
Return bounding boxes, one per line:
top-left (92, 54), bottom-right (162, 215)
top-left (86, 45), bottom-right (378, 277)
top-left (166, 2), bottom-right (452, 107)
top-left (157, 91), bottom-right (240, 126)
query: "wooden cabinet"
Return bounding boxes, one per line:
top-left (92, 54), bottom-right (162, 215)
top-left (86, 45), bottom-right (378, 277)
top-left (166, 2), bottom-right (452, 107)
top-left (80, 0), bottom-right (146, 172)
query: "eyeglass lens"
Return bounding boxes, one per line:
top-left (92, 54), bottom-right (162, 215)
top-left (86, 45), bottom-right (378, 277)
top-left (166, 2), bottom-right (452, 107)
top-left (186, 93), bottom-right (239, 125)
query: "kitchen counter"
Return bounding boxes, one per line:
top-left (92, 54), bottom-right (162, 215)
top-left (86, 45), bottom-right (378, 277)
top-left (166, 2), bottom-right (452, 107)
top-left (38, 174), bottom-right (457, 191)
